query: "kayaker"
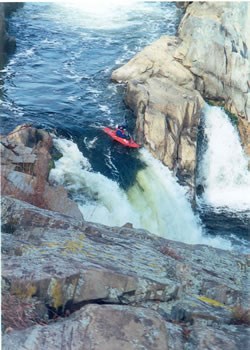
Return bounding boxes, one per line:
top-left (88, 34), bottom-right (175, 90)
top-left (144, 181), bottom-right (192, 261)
top-left (116, 125), bottom-right (131, 140)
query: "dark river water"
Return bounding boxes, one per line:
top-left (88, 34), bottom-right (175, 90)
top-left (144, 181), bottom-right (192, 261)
top-left (1, 2), bottom-right (181, 187)
top-left (1, 2), bottom-right (249, 252)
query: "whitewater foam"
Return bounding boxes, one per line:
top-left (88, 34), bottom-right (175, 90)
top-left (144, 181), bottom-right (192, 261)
top-left (129, 149), bottom-right (232, 249)
top-left (56, 0), bottom-right (142, 30)
top-left (50, 137), bottom-right (231, 250)
top-left (198, 105), bottom-right (250, 211)
top-left (49, 137), bottom-right (141, 227)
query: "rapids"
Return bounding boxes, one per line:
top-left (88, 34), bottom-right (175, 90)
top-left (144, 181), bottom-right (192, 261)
top-left (1, 2), bottom-right (249, 251)
top-left (50, 138), bottom-right (231, 249)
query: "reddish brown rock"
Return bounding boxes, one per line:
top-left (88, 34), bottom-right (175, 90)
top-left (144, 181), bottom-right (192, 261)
top-left (1, 125), bottom-right (83, 219)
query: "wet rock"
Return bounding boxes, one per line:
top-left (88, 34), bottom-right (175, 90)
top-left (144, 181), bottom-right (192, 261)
top-left (1, 125), bottom-right (83, 219)
top-left (238, 117), bottom-right (250, 158)
top-left (112, 36), bottom-right (204, 192)
top-left (0, 3), bottom-right (22, 68)
top-left (175, 2), bottom-right (190, 10)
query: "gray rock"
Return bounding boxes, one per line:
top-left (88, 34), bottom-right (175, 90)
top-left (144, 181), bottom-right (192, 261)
top-left (2, 304), bottom-right (170, 350)
top-left (186, 324), bottom-right (250, 350)
top-left (1, 196), bottom-right (249, 348)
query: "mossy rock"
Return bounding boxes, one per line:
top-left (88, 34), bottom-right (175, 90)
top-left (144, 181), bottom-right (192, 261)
top-left (225, 110), bottom-right (239, 127)
top-left (197, 295), bottom-right (227, 308)
top-left (206, 100), bottom-right (239, 127)
top-left (51, 145), bottom-right (63, 162)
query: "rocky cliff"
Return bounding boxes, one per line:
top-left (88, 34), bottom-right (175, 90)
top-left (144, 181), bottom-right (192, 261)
top-left (1, 126), bottom-right (250, 349)
top-left (112, 35), bottom-right (205, 191)
top-left (176, 2), bottom-right (250, 155)
top-left (112, 1), bottom-right (250, 192)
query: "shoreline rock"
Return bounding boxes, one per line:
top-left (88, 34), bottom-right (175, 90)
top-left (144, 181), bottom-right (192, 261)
top-left (112, 2), bottom-right (250, 192)
top-left (0, 2), bottom-right (23, 68)
top-left (0, 125), bottom-right (83, 219)
top-left (176, 2), bottom-right (250, 154)
top-left (112, 36), bottom-right (205, 192)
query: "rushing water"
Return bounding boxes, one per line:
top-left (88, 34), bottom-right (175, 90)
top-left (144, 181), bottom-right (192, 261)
top-left (1, 2), bottom-right (249, 251)
top-left (196, 105), bottom-right (250, 250)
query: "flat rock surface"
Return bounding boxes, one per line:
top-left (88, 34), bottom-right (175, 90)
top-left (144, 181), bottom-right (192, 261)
top-left (2, 196), bottom-right (250, 349)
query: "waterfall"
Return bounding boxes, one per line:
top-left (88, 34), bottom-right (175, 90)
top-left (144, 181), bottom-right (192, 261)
top-left (197, 105), bottom-right (250, 212)
top-left (49, 138), bottom-right (141, 228)
top-left (50, 137), bottom-right (231, 249)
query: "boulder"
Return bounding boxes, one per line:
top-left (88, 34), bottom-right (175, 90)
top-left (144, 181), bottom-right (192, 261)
top-left (2, 304), bottom-right (171, 350)
top-left (176, 2), bottom-right (250, 104)
top-left (112, 36), bottom-right (195, 90)
top-left (1, 125), bottom-right (83, 219)
top-left (187, 324), bottom-right (250, 350)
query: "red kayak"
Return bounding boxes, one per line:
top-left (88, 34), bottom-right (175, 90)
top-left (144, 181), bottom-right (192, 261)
top-left (103, 127), bottom-right (140, 148)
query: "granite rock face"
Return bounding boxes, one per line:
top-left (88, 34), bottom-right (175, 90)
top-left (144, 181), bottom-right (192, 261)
top-left (176, 2), bottom-right (250, 156)
top-left (112, 2), bottom-right (250, 190)
top-left (176, 2), bottom-right (250, 120)
top-left (112, 36), bottom-right (205, 191)
top-left (2, 195), bottom-right (250, 349)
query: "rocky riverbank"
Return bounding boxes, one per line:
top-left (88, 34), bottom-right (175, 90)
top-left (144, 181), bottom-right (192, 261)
top-left (112, 1), bottom-right (250, 193)
top-left (0, 125), bottom-right (83, 219)
top-left (1, 126), bottom-right (250, 349)
top-left (0, 2), bottom-right (22, 68)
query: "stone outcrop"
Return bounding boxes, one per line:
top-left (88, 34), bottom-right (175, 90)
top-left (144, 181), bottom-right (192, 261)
top-left (0, 125), bottom-right (83, 219)
top-left (176, 2), bottom-right (250, 120)
top-left (176, 2), bottom-right (250, 155)
top-left (0, 2), bottom-right (22, 68)
top-left (3, 304), bottom-right (172, 350)
top-left (112, 36), bottom-right (205, 190)
top-left (112, 2), bottom-right (250, 191)
top-left (1, 195), bottom-right (250, 349)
